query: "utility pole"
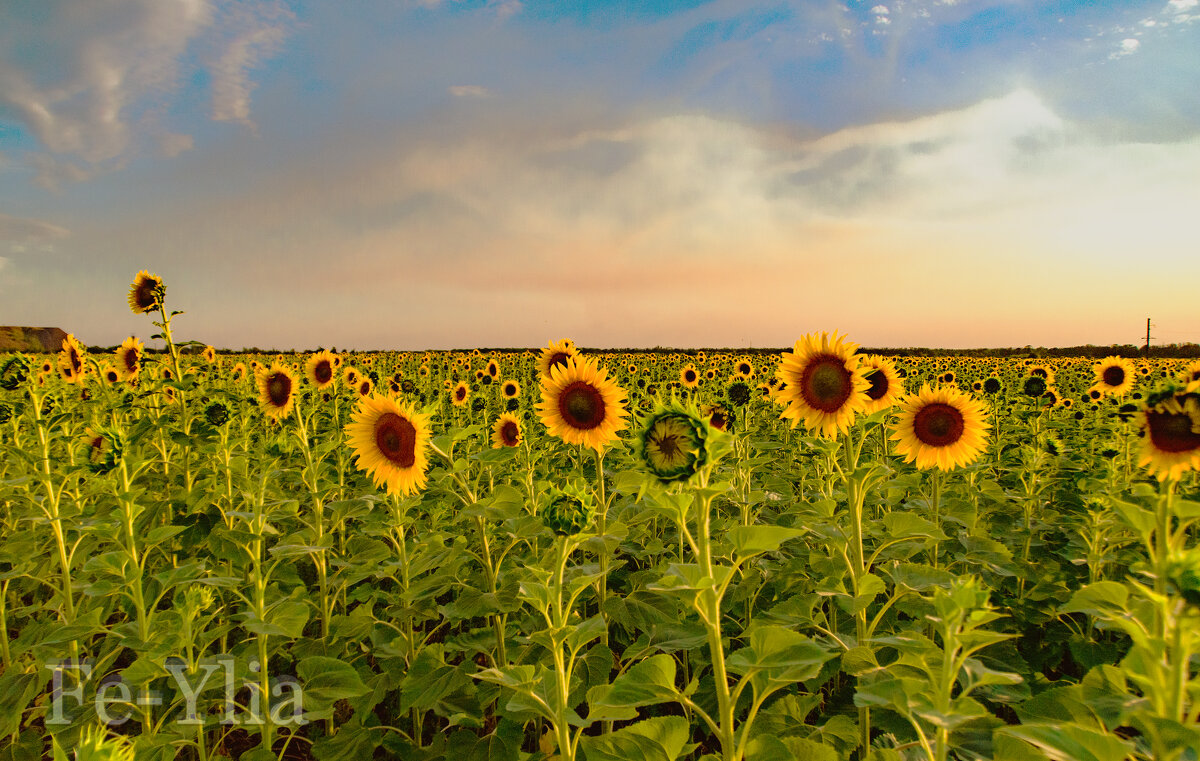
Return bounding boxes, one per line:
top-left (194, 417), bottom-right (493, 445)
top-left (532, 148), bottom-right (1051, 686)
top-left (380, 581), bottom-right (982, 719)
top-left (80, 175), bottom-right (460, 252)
top-left (1144, 318), bottom-right (1153, 356)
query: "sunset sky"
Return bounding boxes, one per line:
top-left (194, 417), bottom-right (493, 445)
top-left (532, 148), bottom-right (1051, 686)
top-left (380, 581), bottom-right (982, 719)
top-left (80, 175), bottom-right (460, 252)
top-left (2, 0), bottom-right (1198, 350)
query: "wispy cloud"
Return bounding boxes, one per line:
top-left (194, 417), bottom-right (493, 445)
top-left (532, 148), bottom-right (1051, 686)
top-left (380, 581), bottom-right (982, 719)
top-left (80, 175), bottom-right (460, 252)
top-left (0, 212), bottom-right (70, 254)
top-left (0, 0), bottom-right (292, 182)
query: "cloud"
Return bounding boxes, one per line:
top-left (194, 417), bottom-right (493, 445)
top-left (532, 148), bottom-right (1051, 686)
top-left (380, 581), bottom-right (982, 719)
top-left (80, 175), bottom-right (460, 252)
top-left (205, 1), bottom-right (293, 126)
top-left (0, 212), bottom-right (70, 255)
top-left (0, 0), bottom-right (292, 179)
top-left (449, 85), bottom-right (490, 97)
top-left (1110, 37), bottom-right (1141, 59)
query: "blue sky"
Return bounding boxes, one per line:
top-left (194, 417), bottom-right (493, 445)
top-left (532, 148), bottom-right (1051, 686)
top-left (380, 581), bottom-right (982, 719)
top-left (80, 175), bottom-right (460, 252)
top-left (2, 0), bottom-right (1199, 349)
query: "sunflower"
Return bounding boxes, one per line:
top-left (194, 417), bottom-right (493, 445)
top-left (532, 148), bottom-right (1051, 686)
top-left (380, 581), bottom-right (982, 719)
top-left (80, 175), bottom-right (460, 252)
top-left (492, 412), bottom-right (523, 448)
top-left (1091, 356), bottom-right (1135, 397)
top-left (892, 384), bottom-right (991, 471)
top-left (201, 345), bottom-right (216, 364)
top-left (776, 332), bottom-right (869, 438)
top-left (358, 378), bottom-right (373, 397)
top-left (345, 394), bottom-right (432, 496)
top-left (58, 334), bottom-right (87, 384)
top-left (256, 364), bottom-right (297, 420)
top-left (306, 351), bottom-right (338, 390)
top-left (679, 364), bottom-right (700, 388)
top-left (231, 362), bottom-right (247, 382)
top-left (486, 360), bottom-right (500, 379)
top-left (538, 355), bottom-right (628, 450)
top-left (1181, 360), bottom-right (1200, 385)
top-left (127, 270), bottom-right (164, 314)
top-left (861, 355), bottom-right (905, 414)
top-left (635, 405), bottom-right (708, 482)
top-left (501, 379), bottom-right (521, 399)
top-left (115, 336), bottom-right (144, 380)
top-left (451, 381), bottom-right (470, 406)
top-left (735, 359), bottom-right (754, 379)
top-left (703, 402), bottom-right (732, 432)
top-left (100, 365), bottom-right (121, 385)
top-left (344, 367), bottom-right (360, 388)
top-left (1136, 381), bottom-right (1200, 481)
top-left (539, 339), bottom-right (578, 379)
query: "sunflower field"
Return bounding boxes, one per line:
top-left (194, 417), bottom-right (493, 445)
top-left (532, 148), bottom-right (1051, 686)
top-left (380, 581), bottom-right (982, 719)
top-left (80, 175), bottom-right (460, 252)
top-left (1, 273), bottom-right (1199, 761)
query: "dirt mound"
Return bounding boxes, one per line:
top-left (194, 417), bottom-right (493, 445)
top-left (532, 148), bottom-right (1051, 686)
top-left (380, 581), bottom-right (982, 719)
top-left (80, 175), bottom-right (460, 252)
top-left (0, 327), bottom-right (69, 353)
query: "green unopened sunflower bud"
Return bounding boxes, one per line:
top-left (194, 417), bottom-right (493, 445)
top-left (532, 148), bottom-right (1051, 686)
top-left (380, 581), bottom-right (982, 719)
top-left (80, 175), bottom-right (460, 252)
top-left (80, 425), bottom-right (125, 475)
top-left (204, 401), bottom-right (230, 427)
top-left (542, 486), bottom-right (595, 536)
top-left (634, 400), bottom-right (724, 483)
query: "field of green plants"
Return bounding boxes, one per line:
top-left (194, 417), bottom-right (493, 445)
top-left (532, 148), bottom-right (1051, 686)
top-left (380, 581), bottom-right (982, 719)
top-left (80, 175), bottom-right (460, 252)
top-left (0, 274), bottom-right (1198, 761)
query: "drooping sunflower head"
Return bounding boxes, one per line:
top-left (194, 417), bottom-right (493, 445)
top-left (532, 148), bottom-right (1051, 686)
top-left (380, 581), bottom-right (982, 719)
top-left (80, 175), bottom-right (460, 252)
top-left (1135, 380), bottom-right (1200, 481)
top-left (127, 270), bottom-right (165, 314)
top-left (776, 331), bottom-right (869, 438)
top-left (537, 355), bottom-right (628, 451)
top-left (726, 380), bottom-right (752, 407)
top-left (115, 336), bottom-right (143, 380)
top-left (983, 377), bottom-right (1002, 395)
top-left (492, 412), bottom-right (523, 448)
top-left (0, 354), bottom-right (33, 391)
top-left (58, 334), bottom-right (87, 384)
top-left (538, 338), bottom-right (578, 380)
top-left (256, 364), bottom-right (297, 420)
top-left (891, 384), bottom-right (991, 471)
top-left (1092, 356), bottom-right (1135, 397)
top-left (305, 351), bottom-right (338, 389)
top-left (345, 395), bottom-right (433, 496)
top-left (1021, 375), bottom-right (1048, 399)
top-left (861, 355), bottom-right (905, 414)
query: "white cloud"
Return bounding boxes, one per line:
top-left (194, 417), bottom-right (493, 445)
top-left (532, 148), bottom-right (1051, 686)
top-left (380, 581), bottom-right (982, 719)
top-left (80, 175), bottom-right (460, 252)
top-left (1168, 0), bottom-right (1198, 13)
top-left (1110, 37), bottom-right (1141, 58)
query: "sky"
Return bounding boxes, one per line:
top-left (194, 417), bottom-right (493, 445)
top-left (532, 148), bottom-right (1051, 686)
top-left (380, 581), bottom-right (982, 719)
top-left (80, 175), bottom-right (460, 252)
top-left (1, 0), bottom-right (1199, 351)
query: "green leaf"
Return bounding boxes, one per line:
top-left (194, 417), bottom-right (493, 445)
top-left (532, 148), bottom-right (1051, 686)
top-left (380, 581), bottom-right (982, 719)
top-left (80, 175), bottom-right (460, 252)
top-left (999, 724), bottom-right (1135, 761)
top-left (727, 526), bottom-right (806, 558)
top-left (298, 657), bottom-right (369, 718)
top-left (586, 654), bottom-right (678, 722)
top-left (579, 716), bottom-right (691, 761)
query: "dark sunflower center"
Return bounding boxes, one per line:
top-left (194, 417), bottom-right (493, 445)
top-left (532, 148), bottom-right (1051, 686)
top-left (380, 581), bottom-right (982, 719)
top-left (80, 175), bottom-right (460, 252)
top-left (548, 353), bottom-right (570, 372)
top-left (456, 386), bottom-right (467, 400)
top-left (913, 403), bottom-right (965, 447)
top-left (1145, 411), bottom-right (1200, 454)
top-left (500, 421), bottom-right (520, 445)
top-left (314, 361), bottom-right (332, 384)
top-left (865, 369), bottom-right (889, 400)
top-left (684, 370), bottom-right (697, 383)
top-left (374, 412), bottom-right (417, 466)
top-left (709, 412), bottom-right (727, 430)
top-left (135, 280), bottom-right (158, 310)
top-left (800, 357), bottom-right (852, 412)
top-left (266, 373), bottom-right (291, 407)
top-left (106, 371), bottom-right (118, 382)
top-left (655, 432), bottom-right (682, 458)
top-left (123, 350), bottom-right (138, 372)
top-left (1102, 366), bottom-right (1125, 387)
top-left (504, 383), bottom-right (517, 396)
top-left (739, 363), bottom-right (750, 374)
top-left (559, 381), bottom-right (606, 430)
